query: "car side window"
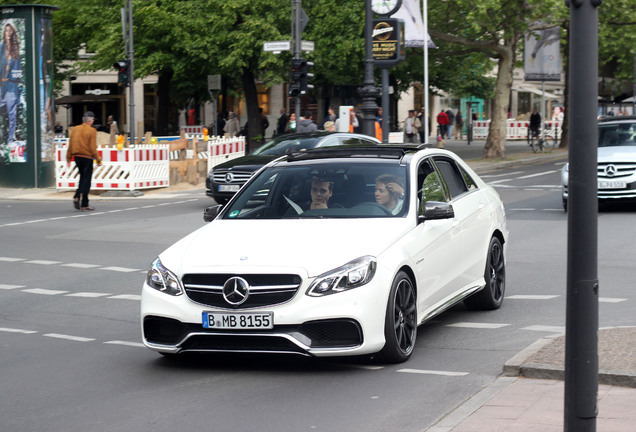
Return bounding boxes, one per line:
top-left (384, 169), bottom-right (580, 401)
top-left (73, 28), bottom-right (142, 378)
top-left (417, 159), bottom-right (447, 211)
top-left (434, 158), bottom-right (469, 199)
top-left (341, 137), bottom-right (364, 145)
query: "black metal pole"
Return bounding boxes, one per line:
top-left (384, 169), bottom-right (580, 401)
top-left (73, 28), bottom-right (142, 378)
top-left (382, 69), bottom-right (389, 143)
top-left (358, 0), bottom-right (380, 138)
top-left (564, 0), bottom-right (601, 431)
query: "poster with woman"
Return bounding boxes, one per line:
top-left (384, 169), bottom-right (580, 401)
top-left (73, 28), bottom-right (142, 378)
top-left (0, 18), bottom-right (27, 163)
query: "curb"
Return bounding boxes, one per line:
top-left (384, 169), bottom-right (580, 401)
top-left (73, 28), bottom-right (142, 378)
top-left (502, 327), bottom-right (636, 389)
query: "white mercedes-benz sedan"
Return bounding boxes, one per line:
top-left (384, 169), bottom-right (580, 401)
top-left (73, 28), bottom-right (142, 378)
top-left (142, 146), bottom-right (508, 363)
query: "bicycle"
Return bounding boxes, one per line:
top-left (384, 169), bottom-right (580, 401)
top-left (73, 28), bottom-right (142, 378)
top-left (527, 125), bottom-right (557, 153)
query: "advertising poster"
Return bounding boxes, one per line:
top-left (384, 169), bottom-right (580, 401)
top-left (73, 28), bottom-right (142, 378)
top-left (0, 17), bottom-right (27, 163)
top-left (524, 27), bottom-right (561, 82)
top-left (40, 18), bottom-right (54, 162)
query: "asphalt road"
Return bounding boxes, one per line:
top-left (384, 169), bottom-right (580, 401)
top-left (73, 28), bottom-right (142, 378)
top-left (1, 147), bottom-right (634, 432)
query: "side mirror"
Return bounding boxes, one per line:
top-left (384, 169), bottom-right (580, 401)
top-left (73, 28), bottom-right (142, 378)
top-left (418, 201), bottom-right (454, 223)
top-left (203, 204), bottom-right (223, 222)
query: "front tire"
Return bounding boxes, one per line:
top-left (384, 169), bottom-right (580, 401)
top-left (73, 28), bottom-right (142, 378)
top-left (378, 271), bottom-right (417, 363)
top-left (464, 237), bottom-right (505, 310)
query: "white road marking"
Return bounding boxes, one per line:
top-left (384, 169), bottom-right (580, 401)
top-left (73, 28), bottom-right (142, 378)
top-left (0, 284), bottom-right (24, 290)
top-left (0, 327), bottom-right (37, 334)
top-left (0, 257), bottom-right (26, 262)
top-left (103, 340), bottom-right (145, 348)
top-left (599, 297), bottom-right (628, 303)
top-left (521, 325), bottom-right (565, 333)
top-left (22, 288), bottom-right (69, 295)
top-left (108, 294), bottom-right (142, 300)
top-left (61, 263), bottom-right (101, 268)
top-left (43, 333), bottom-right (95, 342)
top-left (506, 295), bottom-right (559, 300)
top-left (397, 369), bottom-right (469, 376)
top-left (66, 292), bottom-right (110, 298)
top-left (446, 322), bottom-right (510, 329)
top-left (24, 260), bottom-right (62, 265)
top-left (518, 170), bottom-right (558, 179)
top-left (100, 266), bottom-right (141, 273)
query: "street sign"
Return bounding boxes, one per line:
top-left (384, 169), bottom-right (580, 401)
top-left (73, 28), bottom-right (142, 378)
top-left (263, 41), bottom-right (291, 53)
top-left (301, 40), bottom-right (315, 52)
top-left (207, 74), bottom-right (221, 91)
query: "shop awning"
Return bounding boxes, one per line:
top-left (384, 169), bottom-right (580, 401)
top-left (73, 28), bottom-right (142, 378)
top-left (55, 94), bottom-right (119, 105)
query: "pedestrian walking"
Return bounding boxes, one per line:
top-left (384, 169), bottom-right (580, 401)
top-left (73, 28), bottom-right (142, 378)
top-left (446, 109), bottom-right (455, 139)
top-left (66, 111), bottom-right (101, 211)
top-left (403, 110), bottom-right (421, 144)
top-left (297, 111), bottom-right (317, 132)
top-left (276, 108), bottom-right (288, 135)
top-left (455, 110), bottom-right (464, 139)
top-left (223, 112), bottom-right (240, 137)
top-left (437, 110), bottom-right (449, 139)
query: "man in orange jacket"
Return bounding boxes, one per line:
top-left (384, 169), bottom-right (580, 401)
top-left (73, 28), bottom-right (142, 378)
top-left (66, 111), bottom-right (102, 211)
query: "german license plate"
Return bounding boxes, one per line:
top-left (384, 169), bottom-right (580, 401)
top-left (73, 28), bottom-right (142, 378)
top-left (218, 184), bottom-right (240, 192)
top-left (202, 312), bottom-right (273, 329)
top-left (598, 181), bottom-right (626, 189)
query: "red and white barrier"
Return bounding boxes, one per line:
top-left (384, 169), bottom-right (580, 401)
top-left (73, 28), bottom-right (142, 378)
top-left (207, 136), bottom-right (246, 172)
top-left (56, 144), bottom-right (170, 191)
top-left (471, 120), bottom-right (562, 140)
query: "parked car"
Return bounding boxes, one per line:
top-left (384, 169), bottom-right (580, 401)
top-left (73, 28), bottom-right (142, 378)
top-left (561, 116), bottom-right (636, 211)
top-left (206, 132), bottom-right (380, 204)
top-left (143, 146), bottom-right (508, 363)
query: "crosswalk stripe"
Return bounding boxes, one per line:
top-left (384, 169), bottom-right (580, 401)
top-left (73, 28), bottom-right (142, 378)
top-left (22, 288), bottom-right (69, 295)
top-left (103, 340), bottom-right (145, 348)
top-left (43, 333), bottom-right (95, 342)
top-left (447, 322), bottom-right (510, 329)
top-left (100, 266), bottom-right (141, 273)
top-left (507, 295), bottom-right (559, 300)
top-left (0, 327), bottom-right (37, 334)
top-left (0, 284), bottom-right (24, 290)
top-left (521, 325), bottom-right (565, 333)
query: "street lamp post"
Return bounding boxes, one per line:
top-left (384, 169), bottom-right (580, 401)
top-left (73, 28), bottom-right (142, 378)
top-left (358, 0), bottom-right (380, 137)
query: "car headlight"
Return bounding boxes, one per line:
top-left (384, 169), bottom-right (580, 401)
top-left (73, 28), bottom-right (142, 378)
top-left (307, 256), bottom-right (377, 297)
top-left (146, 258), bottom-right (183, 296)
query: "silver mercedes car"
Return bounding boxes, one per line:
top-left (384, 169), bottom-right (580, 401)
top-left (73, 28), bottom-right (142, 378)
top-left (561, 116), bottom-right (636, 211)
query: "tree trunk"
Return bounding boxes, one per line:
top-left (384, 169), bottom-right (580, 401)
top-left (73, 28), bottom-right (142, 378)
top-left (156, 69), bottom-right (175, 136)
top-left (484, 39), bottom-right (516, 159)
top-left (241, 67), bottom-right (261, 154)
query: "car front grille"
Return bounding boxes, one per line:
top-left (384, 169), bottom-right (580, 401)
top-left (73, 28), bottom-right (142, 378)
top-left (182, 273), bottom-right (302, 309)
top-left (212, 170), bottom-right (253, 184)
top-left (598, 162), bottom-right (636, 180)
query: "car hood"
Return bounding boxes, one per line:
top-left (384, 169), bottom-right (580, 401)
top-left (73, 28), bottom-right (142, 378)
top-left (213, 155), bottom-right (278, 172)
top-left (160, 219), bottom-right (411, 277)
top-left (598, 146), bottom-right (636, 163)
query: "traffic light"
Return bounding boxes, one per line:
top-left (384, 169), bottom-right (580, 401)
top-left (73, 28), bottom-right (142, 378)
top-left (289, 58), bottom-right (303, 98)
top-left (113, 60), bottom-right (129, 87)
top-left (298, 59), bottom-right (314, 94)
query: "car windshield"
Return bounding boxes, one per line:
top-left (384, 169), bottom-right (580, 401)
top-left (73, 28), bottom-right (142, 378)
top-left (222, 161), bottom-right (409, 219)
top-left (252, 135), bottom-right (322, 156)
top-left (599, 123), bottom-right (636, 147)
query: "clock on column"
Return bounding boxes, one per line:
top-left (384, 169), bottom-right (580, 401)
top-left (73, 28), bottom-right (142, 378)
top-left (371, 0), bottom-right (402, 16)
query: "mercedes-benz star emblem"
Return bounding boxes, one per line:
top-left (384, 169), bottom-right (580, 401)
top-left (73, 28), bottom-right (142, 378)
top-left (225, 172), bottom-right (234, 183)
top-left (222, 276), bottom-right (250, 305)
top-left (604, 165), bottom-right (617, 177)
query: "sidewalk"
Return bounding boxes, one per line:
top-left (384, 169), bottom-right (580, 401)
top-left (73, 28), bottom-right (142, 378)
top-left (427, 327), bottom-right (636, 432)
top-left (0, 139), bottom-right (567, 202)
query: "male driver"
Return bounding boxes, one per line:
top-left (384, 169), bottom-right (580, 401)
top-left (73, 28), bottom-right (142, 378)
top-left (309, 177), bottom-right (333, 209)
top-left (66, 111), bottom-right (102, 211)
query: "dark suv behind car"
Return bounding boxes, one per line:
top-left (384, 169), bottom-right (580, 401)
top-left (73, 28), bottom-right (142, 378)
top-left (206, 132), bottom-right (380, 204)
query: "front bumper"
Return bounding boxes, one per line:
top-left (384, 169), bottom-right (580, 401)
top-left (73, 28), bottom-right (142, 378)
top-left (140, 273), bottom-right (391, 357)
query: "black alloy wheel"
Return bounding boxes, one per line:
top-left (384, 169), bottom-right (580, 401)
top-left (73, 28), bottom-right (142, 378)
top-left (464, 236), bottom-right (506, 310)
top-left (379, 271), bottom-right (417, 363)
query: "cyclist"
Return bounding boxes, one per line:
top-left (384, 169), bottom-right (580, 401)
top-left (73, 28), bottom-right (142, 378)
top-left (529, 106), bottom-right (541, 139)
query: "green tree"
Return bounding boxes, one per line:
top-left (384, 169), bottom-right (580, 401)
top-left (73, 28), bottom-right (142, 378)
top-left (428, 0), bottom-right (563, 158)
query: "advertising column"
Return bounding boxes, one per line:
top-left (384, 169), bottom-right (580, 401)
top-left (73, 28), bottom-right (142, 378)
top-left (0, 4), bottom-right (58, 187)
